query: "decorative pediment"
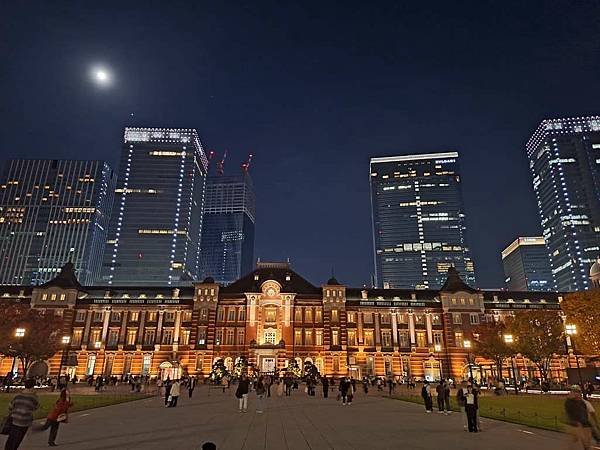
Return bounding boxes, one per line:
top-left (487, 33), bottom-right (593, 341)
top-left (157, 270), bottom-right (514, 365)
top-left (261, 280), bottom-right (281, 298)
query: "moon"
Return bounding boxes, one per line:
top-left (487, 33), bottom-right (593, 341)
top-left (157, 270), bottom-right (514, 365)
top-left (90, 66), bottom-right (112, 87)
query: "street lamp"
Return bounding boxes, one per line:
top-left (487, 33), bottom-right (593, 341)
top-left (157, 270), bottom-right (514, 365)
top-left (11, 328), bottom-right (26, 375)
top-left (463, 340), bottom-right (474, 381)
top-left (503, 334), bottom-right (519, 395)
top-left (434, 343), bottom-right (443, 380)
top-left (565, 324), bottom-right (584, 388)
top-left (57, 336), bottom-right (71, 387)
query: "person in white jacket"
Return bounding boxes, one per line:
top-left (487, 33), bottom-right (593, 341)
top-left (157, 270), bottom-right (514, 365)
top-left (168, 380), bottom-right (181, 407)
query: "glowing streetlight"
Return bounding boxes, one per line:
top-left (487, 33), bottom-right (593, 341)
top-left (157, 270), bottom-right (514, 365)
top-left (434, 343), bottom-right (443, 380)
top-left (504, 334), bottom-right (519, 395)
top-left (57, 336), bottom-right (72, 382)
top-left (463, 340), bottom-right (474, 381)
top-left (15, 328), bottom-right (25, 338)
top-left (565, 324), bottom-right (583, 388)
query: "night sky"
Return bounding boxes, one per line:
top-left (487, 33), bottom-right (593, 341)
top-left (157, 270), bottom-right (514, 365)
top-left (2, 1), bottom-right (600, 288)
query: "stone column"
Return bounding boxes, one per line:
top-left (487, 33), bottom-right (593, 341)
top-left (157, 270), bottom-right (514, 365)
top-left (391, 312), bottom-right (398, 350)
top-left (119, 311), bottom-right (128, 345)
top-left (374, 312), bottom-right (381, 347)
top-left (100, 309), bottom-right (111, 348)
top-left (408, 313), bottom-right (416, 345)
top-left (426, 313), bottom-right (433, 345)
top-left (357, 312), bottom-right (364, 345)
top-left (155, 311), bottom-right (165, 349)
top-left (136, 311), bottom-right (146, 349)
top-left (82, 311), bottom-right (93, 348)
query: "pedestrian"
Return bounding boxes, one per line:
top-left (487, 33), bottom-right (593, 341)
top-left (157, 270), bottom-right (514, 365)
top-left (2, 378), bottom-right (39, 450)
top-left (340, 378), bottom-right (351, 405)
top-left (436, 381), bottom-right (445, 413)
top-left (464, 384), bottom-right (478, 432)
top-left (284, 376), bottom-right (293, 397)
top-left (443, 380), bottom-right (451, 415)
top-left (564, 385), bottom-right (593, 449)
top-left (255, 377), bottom-right (266, 413)
top-left (421, 381), bottom-right (433, 413)
top-left (168, 380), bottom-right (180, 407)
top-left (322, 377), bottom-right (329, 398)
top-left (236, 375), bottom-right (250, 413)
top-left (276, 379), bottom-right (284, 397)
top-left (387, 378), bottom-right (393, 396)
top-left (265, 376), bottom-right (272, 398)
top-left (582, 393), bottom-right (599, 443)
top-left (456, 382), bottom-right (468, 431)
top-left (188, 377), bottom-right (196, 399)
top-left (164, 378), bottom-right (172, 406)
top-left (38, 388), bottom-right (73, 446)
top-left (363, 377), bottom-right (369, 394)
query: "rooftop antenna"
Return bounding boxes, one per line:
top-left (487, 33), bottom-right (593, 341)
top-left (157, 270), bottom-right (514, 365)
top-left (242, 154), bottom-right (253, 172)
top-left (216, 151), bottom-right (227, 176)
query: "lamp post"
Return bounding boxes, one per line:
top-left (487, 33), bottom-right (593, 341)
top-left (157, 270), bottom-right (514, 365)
top-left (565, 324), bottom-right (583, 388)
top-left (12, 328), bottom-right (26, 375)
top-left (434, 343), bottom-right (443, 380)
top-left (463, 340), bottom-right (474, 381)
top-left (503, 334), bottom-right (519, 395)
top-left (57, 336), bottom-right (71, 387)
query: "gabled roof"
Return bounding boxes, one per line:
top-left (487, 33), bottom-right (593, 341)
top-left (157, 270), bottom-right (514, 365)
top-left (220, 265), bottom-right (322, 295)
top-left (440, 266), bottom-right (477, 293)
top-left (40, 263), bottom-right (83, 290)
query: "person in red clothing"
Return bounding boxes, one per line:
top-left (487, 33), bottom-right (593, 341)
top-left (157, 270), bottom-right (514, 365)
top-left (39, 388), bottom-right (73, 446)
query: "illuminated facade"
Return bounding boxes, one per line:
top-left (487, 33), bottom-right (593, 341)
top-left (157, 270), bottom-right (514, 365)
top-left (102, 128), bottom-right (209, 286)
top-left (502, 237), bottom-right (553, 291)
top-left (0, 159), bottom-right (116, 285)
top-left (0, 262), bottom-right (578, 384)
top-left (370, 152), bottom-right (476, 289)
top-left (200, 172), bottom-right (256, 285)
top-left (526, 117), bottom-right (600, 291)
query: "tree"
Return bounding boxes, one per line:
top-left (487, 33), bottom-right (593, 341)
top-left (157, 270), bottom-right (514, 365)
top-left (303, 361), bottom-right (320, 381)
top-left (561, 291), bottom-right (600, 356)
top-left (208, 358), bottom-right (229, 383)
top-left (506, 310), bottom-right (565, 381)
top-left (233, 356), bottom-right (249, 378)
top-left (0, 303), bottom-right (62, 375)
top-left (472, 320), bottom-right (512, 381)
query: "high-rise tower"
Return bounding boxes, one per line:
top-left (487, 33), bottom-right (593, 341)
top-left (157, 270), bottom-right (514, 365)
top-left (501, 237), bottom-right (553, 291)
top-left (370, 152), bottom-right (476, 289)
top-left (526, 116), bottom-right (600, 291)
top-left (102, 127), bottom-right (208, 285)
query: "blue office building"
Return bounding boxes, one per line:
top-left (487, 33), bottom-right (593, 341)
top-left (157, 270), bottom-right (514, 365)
top-left (370, 152), bottom-right (476, 289)
top-left (501, 237), bottom-right (553, 291)
top-left (102, 127), bottom-right (208, 285)
top-left (526, 117), bottom-right (600, 291)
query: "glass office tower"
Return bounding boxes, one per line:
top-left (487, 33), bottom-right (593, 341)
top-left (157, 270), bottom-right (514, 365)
top-left (501, 237), bottom-right (553, 291)
top-left (103, 128), bottom-right (208, 285)
top-left (0, 159), bottom-right (116, 285)
top-left (200, 172), bottom-right (255, 284)
top-left (526, 117), bottom-right (600, 291)
top-left (370, 152), bottom-right (476, 289)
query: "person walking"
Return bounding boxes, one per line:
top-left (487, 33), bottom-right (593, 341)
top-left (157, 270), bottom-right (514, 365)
top-left (255, 377), bottom-right (266, 413)
top-left (39, 388), bottom-right (73, 446)
top-left (456, 382), bottom-right (468, 431)
top-left (2, 378), bottom-right (39, 450)
top-left (322, 377), bottom-right (329, 398)
top-left (168, 380), bottom-right (181, 407)
top-left (464, 384), bottom-right (479, 432)
top-left (582, 393), bottom-right (599, 443)
top-left (284, 376), bottom-right (293, 397)
top-left (436, 381), bottom-right (445, 413)
top-left (387, 378), bottom-right (394, 396)
top-left (339, 378), bottom-right (350, 405)
top-left (188, 377), bottom-right (196, 399)
top-left (421, 381), bottom-right (433, 413)
top-left (163, 378), bottom-right (172, 407)
top-left (236, 375), bottom-right (250, 413)
top-left (443, 380), bottom-right (451, 415)
top-left (565, 385), bottom-right (593, 449)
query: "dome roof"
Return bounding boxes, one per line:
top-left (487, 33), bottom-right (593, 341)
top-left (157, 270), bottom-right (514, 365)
top-left (590, 259), bottom-right (600, 277)
top-left (202, 276), bottom-right (215, 284)
top-left (327, 277), bottom-right (341, 285)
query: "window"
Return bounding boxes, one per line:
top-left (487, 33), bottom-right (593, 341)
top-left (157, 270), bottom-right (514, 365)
top-left (162, 329), bottom-right (174, 345)
top-left (331, 310), bottom-right (339, 322)
top-left (90, 329), bottom-right (101, 346)
top-left (265, 307), bottom-right (277, 322)
top-left (381, 330), bottom-right (392, 347)
top-left (432, 314), bottom-right (441, 326)
top-left (239, 308), bottom-right (246, 321)
top-left (294, 329), bottom-right (302, 345)
top-left (197, 327), bottom-right (207, 345)
top-left (226, 329), bottom-right (235, 345)
top-left (347, 330), bottom-right (357, 346)
top-left (315, 329), bottom-right (323, 346)
top-left (72, 329), bottom-right (83, 346)
top-left (416, 331), bottom-right (427, 347)
top-left (86, 354), bottom-right (96, 376)
top-left (93, 311), bottom-right (103, 322)
top-left (364, 330), bottom-right (374, 346)
top-left (142, 354), bottom-right (152, 375)
top-left (215, 329), bottom-right (223, 345)
top-left (380, 314), bottom-right (391, 324)
top-left (414, 314), bottom-right (425, 325)
top-left (51, 293), bottom-right (57, 301)
top-left (452, 313), bottom-right (462, 324)
top-left (75, 311), bottom-right (86, 322)
top-left (363, 312), bottom-right (373, 323)
top-left (455, 332), bottom-right (464, 347)
top-left (433, 332), bottom-right (443, 347)
top-left (143, 329), bottom-right (156, 345)
top-left (126, 329), bottom-right (137, 346)
top-left (129, 312), bottom-right (139, 322)
top-left (333, 356), bottom-right (340, 372)
top-left (195, 354), bottom-right (203, 371)
top-left (469, 314), bottom-right (480, 325)
top-left (237, 330), bottom-right (245, 345)
top-left (294, 309), bottom-right (302, 322)
top-left (397, 313), bottom-right (407, 324)
top-left (346, 311), bottom-right (356, 323)
top-left (42, 293), bottom-right (48, 301)
top-left (304, 329), bottom-right (313, 345)
top-left (305, 308), bottom-right (312, 322)
top-left (111, 312), bottom-right (121, 322)
top-left (227, 309), bottom-right (236, 322)
top-left (398, 331), bottom-right (410, 348)
top-left (180, 329), bottom-right (190, 345)
top-left (217, 309), bottom-right (224, 321)
top-left (147, 312), bottom-right (157, 322)
top-left (200, 308), bottom-right (208, 321)
top-left (182, 311), bottom-right (192, 322)
top-left (107, 329), bottom-right (119, 346)
top-left (315, 310), bottom-right (322, 322)
top-left (59, 293), bottom-right (66, 301)
top-left (331, 329), bottom-right (339, 346)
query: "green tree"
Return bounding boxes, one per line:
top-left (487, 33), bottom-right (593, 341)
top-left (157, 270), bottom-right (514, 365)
top-left (233, 356), bottom-right (249, 378)
top-left (472, 320), bottom-right (512, 381)
top-left (209, 358), bottom-right (229, 383)
top-left (507, 310), bottom-right (565, 381)
top-left (561, 291), bottom-right (600, 356)
top-left (0, 303), bottom-right (62, 374)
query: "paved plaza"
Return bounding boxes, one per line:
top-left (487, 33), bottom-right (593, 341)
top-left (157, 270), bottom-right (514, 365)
top-left (15, 386), bottom-right (590, 450)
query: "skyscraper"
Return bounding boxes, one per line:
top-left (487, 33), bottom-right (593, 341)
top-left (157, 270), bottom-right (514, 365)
top-left (501, 237), bottom-right (553, 291)
top-left (200, 171), bottom-right (256, 284)
top-left (370, 152), bottom-right (476, 289)
top-left (102, 127), bottom-right (208, 285)
top-left (0, 159), bottom-right (116, 285)
top-left (526, 116), bottom-right (600, 291)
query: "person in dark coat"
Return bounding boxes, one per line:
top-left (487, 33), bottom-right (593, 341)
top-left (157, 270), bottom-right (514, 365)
top-left (163, 378), bottom-right (172, 406)
top-left (564, 385), bottom-right (593, 449)
top-left (236, 375), bottom-right (250, 412)
top-left (321, 377), bottom-right (329, 398)
top-left (421, 381), bottom-right (433, 412)
top-left (464, 384), bottom-right (479, 432)
top-left (436, 381), bottom-right (445, 413)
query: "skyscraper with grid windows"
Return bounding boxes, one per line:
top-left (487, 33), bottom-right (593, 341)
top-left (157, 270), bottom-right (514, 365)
top-left (102, 127), bottom-right (208, 285)
top-left (526, 116), bottom-right (600, 291)
top-left (370, 152), bottom-right (476, 289)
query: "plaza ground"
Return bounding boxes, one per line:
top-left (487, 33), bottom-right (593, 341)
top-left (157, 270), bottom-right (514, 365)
top-left (6, 385), bottom-right (598, 450)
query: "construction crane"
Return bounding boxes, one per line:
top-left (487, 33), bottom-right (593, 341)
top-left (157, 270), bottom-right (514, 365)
top-left (242, 154), bottom-right (253, 172)
top-left (216, 151), bottom-right (227, 176)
